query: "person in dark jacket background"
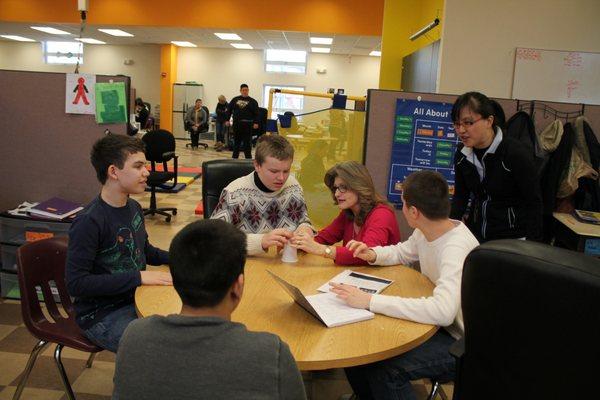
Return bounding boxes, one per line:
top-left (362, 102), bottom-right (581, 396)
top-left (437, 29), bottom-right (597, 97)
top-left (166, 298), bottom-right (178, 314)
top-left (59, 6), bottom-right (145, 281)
top-left (227, 83), bottom-right (259, 159)
top-left (450, 91), bottom-right (542, 242)
top-left (214, 94), bottom-right (229, 151)
top-left (134, 97), bottom-right (149, 129)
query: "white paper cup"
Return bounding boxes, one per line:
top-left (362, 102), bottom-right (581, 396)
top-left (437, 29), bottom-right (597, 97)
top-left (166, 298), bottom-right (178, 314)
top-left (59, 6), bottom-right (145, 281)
top-left (281, 243), bottom-right (298, 263)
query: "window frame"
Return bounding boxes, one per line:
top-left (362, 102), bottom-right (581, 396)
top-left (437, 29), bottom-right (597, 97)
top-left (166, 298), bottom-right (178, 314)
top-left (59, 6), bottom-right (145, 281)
top-left (263, 85), bottom-right (305, 119)
top-left (264, 49), bottom-right (307, 75)
top-left (43, 41), bottom-right (83, 65)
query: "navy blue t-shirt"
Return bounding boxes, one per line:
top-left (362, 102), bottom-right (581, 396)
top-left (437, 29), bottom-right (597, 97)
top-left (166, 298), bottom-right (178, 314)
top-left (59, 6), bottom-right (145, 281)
top-left (66, 195), bottom-right (169, 330)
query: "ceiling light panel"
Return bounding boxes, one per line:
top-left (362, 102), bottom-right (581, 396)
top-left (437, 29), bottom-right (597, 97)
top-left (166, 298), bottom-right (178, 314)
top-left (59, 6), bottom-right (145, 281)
top-left (311, 47), bottom-right (330, 53)
top-left (231, 43), bottom-right (253, 49)
top-left (214, 33), bottom-right (241, 40)
top-left (0, 35), bottom-right (36, 42)
top-left (98, 29), bottom-right (134, 37)
top-left (171, 41), bottom-right (197, 47)
top-left (31, 26), bottom-right (71, 35)
top-left (75, 38), bottom-right (106, 44)
top-left (369, 50), bottom-right (381, 57)
top-left (310, 37), bottom-right (333, 45)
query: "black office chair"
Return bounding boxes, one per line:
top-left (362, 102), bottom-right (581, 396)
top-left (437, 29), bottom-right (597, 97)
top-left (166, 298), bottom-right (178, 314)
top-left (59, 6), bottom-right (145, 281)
top-left (201, 159), bottom-right (255, 218)
top-left (185, 105), bottom-right (209, 150)
top-left (452, 239), bottom-right (600, 400)
top-left (142, 129), bottom-right (178, 222)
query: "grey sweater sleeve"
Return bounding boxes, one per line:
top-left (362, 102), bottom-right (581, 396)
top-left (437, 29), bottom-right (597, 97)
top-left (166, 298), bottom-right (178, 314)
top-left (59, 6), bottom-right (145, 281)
top-left (278, 340), bottom-right (307, 400)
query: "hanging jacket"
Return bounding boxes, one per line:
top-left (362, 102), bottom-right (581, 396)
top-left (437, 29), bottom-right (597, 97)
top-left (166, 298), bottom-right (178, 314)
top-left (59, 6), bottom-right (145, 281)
top-left (574, 117), bottom-right (600, 211)
top-left (506, 111), bottom-right (538, 164)
top-left (451, 129), bottom-right (543, 242)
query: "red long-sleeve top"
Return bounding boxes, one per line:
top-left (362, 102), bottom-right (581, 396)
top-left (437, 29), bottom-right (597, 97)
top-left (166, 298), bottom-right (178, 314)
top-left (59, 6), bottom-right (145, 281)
top-left (314, 204), bottom-right (401, 265)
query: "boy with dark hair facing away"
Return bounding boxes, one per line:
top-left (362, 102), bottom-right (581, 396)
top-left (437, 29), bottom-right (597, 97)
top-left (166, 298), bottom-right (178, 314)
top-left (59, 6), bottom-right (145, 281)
top-left (66, 134), bottom-right (172, 353)
top-left (113, 219), bottom-right (306, 400)
top-left (211, 134), bottom-right (313, 255)
top-left (332, 170), bottom-right (479, 400)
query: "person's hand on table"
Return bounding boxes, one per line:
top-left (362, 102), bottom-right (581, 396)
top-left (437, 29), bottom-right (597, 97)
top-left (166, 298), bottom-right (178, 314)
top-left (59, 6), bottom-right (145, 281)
top-left (261, 228), bottom-right (293, 251)
top-left (346, 240), bottom-right (377, 263)
top-left (330, 282), bottom-right (372, 309)
top-left (140, 270), bottom-right (173, 286)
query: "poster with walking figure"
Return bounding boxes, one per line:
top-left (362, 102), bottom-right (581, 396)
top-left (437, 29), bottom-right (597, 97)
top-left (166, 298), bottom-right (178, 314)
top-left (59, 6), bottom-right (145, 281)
top-left (65, 73), bottom-right (96, 114)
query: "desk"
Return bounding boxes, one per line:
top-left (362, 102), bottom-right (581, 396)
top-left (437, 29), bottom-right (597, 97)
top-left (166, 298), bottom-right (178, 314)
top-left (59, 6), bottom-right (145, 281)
top-left (136, 252), bottom-right (437, 371)
top-left (553, 212), bottom-right (600, 256)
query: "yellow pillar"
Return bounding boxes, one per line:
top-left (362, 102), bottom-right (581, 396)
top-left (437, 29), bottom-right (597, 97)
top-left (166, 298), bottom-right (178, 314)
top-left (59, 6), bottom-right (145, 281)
top-left (160, 44), bottom-right (178, 132)
top-left (378, 0), bottom-right (444, 90)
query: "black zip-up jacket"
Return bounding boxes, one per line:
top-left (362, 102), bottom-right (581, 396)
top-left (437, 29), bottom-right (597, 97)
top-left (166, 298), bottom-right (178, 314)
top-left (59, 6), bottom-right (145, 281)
top-left (450, 135), bottom-right (543, 242)
top-left (215, 101), bottom-right (230, 123)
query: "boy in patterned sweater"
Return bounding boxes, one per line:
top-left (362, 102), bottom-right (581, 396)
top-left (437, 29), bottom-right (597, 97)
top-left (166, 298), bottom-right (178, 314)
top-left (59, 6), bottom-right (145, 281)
top-left (211, 134), bottom-right (313, 255)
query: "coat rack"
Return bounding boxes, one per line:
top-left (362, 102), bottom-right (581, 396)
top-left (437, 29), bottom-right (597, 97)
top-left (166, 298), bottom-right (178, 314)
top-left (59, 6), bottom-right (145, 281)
top-left (516, 100), bottom-right (585, 123)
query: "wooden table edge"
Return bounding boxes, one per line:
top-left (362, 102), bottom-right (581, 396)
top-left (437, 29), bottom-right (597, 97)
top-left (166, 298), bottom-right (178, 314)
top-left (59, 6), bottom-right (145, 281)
top-left (295, 324), bottom-right (438, 370)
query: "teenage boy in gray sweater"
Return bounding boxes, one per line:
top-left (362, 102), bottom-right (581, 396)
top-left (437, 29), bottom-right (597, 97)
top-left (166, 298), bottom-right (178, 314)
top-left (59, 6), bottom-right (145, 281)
top-left (112, 219), bottom-right (306, 400)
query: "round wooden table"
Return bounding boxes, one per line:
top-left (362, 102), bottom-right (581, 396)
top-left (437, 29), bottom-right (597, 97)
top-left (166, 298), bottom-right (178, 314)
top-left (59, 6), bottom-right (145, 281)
top-left (135, 251), bottom-right (437, 370)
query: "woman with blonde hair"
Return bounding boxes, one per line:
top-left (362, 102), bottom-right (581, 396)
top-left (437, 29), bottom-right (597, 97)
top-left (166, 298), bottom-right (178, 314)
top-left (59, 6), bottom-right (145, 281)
top-left (292, 161), bottom-right (401, 265)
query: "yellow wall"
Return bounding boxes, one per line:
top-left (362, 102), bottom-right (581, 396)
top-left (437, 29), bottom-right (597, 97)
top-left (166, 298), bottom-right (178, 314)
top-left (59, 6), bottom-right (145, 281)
top-left (379, 0), bottom-right (444, 90)
top-left (0, 0), bottom-right (384, 36)
top-left (160, 44), bottom-right (177, 132)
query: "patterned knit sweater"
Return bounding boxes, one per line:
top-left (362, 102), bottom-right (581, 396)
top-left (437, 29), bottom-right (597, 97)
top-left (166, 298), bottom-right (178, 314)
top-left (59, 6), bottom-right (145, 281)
top-left (210, 172), bottom-right (312, 255)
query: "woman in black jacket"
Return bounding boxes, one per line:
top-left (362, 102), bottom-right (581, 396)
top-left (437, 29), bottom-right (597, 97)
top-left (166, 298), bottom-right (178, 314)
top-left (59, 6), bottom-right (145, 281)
top-left (450, 92), bottom-right (542, 242)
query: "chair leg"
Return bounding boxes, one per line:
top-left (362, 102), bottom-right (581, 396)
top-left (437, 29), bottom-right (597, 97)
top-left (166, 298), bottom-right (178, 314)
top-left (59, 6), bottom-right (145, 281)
top-left (427, 380), bottom-right (449, 400)
top-left (54, 344), bottom-right (76, 400)
top-left (427, 380), bottom-right (440, 400)
top-left (85, 352), bottom-right (96, 368)
top-left (12, 340), bottom-right (50, 400)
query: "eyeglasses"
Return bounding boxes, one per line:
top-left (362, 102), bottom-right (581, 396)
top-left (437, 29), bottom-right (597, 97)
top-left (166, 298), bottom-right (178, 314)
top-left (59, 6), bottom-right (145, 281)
top-left (453, 117), bottom-right (484, 130)
top-left (333, 184), bottom-right (349, 193)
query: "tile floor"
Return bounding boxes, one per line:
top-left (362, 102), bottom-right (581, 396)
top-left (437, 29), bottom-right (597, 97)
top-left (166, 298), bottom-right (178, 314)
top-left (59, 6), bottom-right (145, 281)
top-left (0, 140), bottom-right (452, 399)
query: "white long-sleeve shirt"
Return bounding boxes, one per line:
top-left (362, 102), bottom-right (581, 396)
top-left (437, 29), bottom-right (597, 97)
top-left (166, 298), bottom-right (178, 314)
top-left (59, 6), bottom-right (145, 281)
top-left (369, 221), bottom-right (479, 339)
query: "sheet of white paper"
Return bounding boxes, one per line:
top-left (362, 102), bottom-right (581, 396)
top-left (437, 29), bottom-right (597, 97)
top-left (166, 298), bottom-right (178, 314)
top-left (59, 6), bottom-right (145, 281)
top-left (317, 269), bottom-right (393, 294)
top-left (66, 73), bottom-right (96, 114)
top-left (306, 292), bottom-right (374, 328)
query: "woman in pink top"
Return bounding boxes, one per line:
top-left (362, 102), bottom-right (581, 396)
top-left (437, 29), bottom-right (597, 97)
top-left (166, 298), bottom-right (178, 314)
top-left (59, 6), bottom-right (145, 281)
top-left (292, 161), bottom-right (401, 265)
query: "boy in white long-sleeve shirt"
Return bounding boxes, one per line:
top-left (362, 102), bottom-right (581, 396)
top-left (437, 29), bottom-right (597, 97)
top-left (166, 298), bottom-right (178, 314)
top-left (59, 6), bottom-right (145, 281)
top-left (332, 170), bottom-right (479, 400)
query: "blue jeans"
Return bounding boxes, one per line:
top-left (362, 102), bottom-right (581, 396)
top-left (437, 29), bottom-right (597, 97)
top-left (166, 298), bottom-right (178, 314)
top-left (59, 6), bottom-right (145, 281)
top-left (83, 304), bottom-right (138, 353)
top-left (215, 121), bottom-right (227, 143)
top-left (345, 329), bottom-right (456, 400)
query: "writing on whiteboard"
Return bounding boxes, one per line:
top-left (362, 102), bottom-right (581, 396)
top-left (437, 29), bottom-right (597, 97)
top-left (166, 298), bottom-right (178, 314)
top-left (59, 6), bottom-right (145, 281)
top-left (564, 52), bottom-right (583, 67)
top-left (566, 79), bottom-right (580, 98)
top-left (516, 48), bottom-right (541, 62)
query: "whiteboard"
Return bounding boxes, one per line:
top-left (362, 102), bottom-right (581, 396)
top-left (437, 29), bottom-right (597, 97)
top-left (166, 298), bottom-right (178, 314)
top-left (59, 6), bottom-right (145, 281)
top-left (512, 47), bottom-right (600, 105)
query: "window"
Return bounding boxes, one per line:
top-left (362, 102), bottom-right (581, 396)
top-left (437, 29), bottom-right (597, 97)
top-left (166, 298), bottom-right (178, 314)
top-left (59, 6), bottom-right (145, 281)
top-left (43, 41), bottom-right (83, 65)
top-left (263, 85), bottom-right (305, 119)
top-left (265, 49), bottom-right (306, 74)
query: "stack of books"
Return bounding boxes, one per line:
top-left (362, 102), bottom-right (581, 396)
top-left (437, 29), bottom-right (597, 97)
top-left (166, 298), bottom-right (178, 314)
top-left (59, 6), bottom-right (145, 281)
top-left (28, 197), bottom-right (83, 220)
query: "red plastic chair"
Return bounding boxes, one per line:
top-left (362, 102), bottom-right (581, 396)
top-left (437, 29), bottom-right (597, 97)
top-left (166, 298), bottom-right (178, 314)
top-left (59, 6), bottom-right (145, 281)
top-left (14, 237), bottom-right (102, 400)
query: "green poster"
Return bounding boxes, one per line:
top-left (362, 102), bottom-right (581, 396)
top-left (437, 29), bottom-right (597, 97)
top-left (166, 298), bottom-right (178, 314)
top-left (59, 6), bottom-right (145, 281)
top-left (95, 82), bottom-right (127, 124)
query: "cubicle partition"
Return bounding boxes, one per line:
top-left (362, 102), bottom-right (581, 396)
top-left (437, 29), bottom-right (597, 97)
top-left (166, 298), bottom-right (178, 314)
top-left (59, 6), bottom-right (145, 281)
top-left (0, 70), bottom-right (130, 211)
top-left (364, 89), bottom-right (600, 238)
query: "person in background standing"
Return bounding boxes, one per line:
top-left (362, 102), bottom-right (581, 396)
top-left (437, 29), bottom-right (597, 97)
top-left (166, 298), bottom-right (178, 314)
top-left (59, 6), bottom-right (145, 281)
top-left (185, 99), bottom-right (208, 150)
top-left (215, 95), bottom-right (229, 152)
top-left (227, 84), bottom-right (259, 159)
